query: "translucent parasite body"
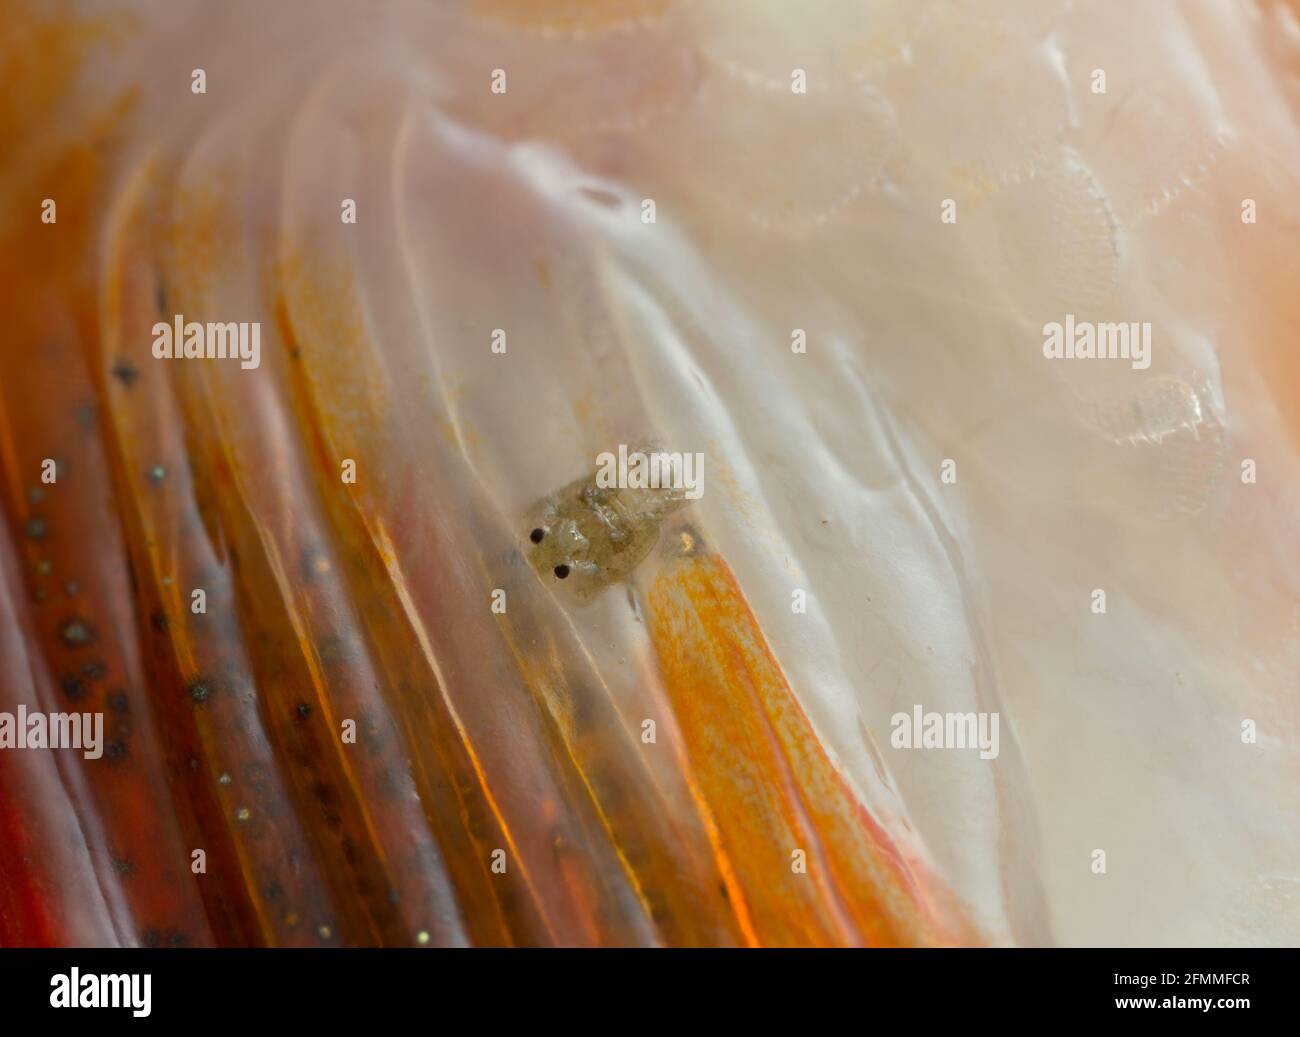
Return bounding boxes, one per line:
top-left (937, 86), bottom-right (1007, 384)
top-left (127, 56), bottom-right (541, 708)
top-left (524, 463), bottom-right (690, 602)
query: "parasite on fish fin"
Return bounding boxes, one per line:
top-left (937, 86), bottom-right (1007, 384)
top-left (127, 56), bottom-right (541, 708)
top-left (524, 452), bottom-right (692, 602)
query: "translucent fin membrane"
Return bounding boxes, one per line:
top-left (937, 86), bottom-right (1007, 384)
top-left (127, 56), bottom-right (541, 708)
top-left (0, 0), bottom-right (1297, 949)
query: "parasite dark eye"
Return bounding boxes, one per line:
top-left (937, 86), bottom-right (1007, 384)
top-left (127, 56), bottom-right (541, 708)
top-left (529, 528), bottom-right (545, 544)
top-left (553, 564), bottom-right (570, 580)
